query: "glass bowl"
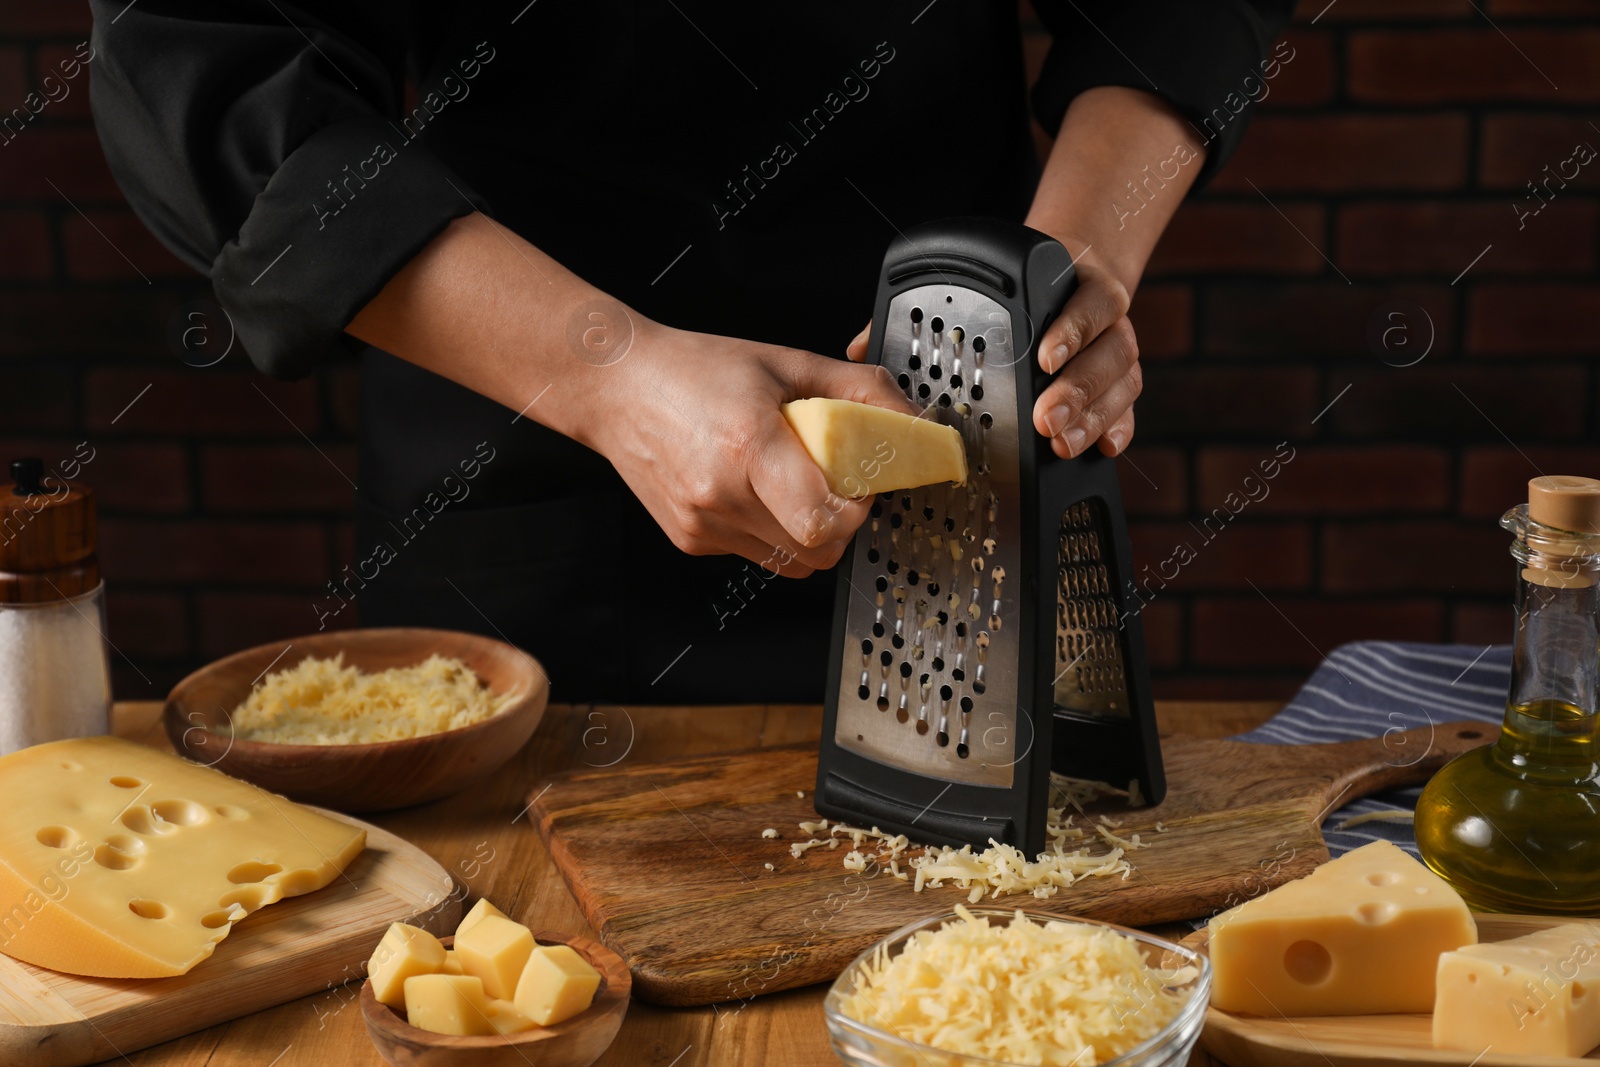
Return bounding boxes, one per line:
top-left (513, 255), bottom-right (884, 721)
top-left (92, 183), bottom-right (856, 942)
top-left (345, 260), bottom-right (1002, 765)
top-left (823, 908), bottom-right (1211, 1067)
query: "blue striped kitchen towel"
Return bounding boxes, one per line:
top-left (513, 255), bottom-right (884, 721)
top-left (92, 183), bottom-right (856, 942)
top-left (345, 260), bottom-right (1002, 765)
top-left (1234, 641), bottom-right (1511, 859)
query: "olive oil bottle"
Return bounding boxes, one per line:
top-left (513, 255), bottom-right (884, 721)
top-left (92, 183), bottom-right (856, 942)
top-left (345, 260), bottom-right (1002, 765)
top-left (1416, 476), bottom-right (1600, 914)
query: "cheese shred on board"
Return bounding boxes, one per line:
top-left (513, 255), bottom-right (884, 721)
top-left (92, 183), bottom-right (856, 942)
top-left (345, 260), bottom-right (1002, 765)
top-left (774, 776), bottom-right (1145, 901)
top-left (231, 653), bottom-right (510, 745)
top-left (838, 906), bottom-right (1195, 1066)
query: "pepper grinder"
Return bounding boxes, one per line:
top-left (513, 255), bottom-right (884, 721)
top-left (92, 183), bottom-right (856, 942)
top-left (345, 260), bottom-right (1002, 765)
top-left (0, 457), bottom-right (112, 755)
top-left (1416, 475), bottom-right (1600, 914)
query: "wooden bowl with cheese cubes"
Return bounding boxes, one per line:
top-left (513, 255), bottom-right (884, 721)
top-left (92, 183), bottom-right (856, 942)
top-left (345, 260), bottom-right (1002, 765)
top-left (164, 627), bottom-right (548, 812)
top-left (361, 901), bottom-right (630, 1067)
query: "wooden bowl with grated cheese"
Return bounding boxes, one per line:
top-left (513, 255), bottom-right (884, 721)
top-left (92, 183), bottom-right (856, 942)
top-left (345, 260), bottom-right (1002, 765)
top-left (163, 628), bottom-right (548, 812)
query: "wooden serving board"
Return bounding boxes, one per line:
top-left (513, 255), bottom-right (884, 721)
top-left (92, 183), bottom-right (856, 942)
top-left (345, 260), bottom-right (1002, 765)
top-left (0, 810), bottom-right (459, 1067)
top-left (1188, 913), bottom-right (1600, 1066)
top-left (531, 721), bottom-right (1491, 1006)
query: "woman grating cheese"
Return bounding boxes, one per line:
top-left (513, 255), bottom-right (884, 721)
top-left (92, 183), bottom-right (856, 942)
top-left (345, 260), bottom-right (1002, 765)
top-left (230, 653), bottom-right (510, 744)
top-left (839, 907), bottom-right (1195, 1066)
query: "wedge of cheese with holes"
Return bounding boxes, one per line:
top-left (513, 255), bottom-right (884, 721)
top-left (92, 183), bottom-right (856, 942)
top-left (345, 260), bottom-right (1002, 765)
top-left (1208, 840), bottom-right (1476, 1016)
top-left (1434, 924), bottom-right (1600, 1057)
top-left (781, 398), bottom-right (966, 498)
top-left (0, 736), bottom-right (366, 978)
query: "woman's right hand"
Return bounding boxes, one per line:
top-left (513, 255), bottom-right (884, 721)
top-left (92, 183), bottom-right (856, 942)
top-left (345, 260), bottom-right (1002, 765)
top-left (593, 320), bottom-right (919, 578)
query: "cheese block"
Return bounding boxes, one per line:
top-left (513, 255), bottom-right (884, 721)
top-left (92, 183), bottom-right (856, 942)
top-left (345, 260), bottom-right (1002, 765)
top-left (403, 973), bottom-right (494, 1036)
top-left (514, 943), bottom-right (601, 1026)
top-left (1434, 924), bottom-right (1600, 1057)
top-left (0, 736), bottom-right (366, 978)
top-left (1208, 840), bottom-right (1476, 1016)
top-left (368, 923), bottom-right (447, 1009)
top-left (456, 897), bottom-right (508, 938)
top-left (781, 398), bottom-right (966, 498)
top-left (454, 913), bottom-right (534, 1000)
top-left (486, 997), bottom-right (539, 1035)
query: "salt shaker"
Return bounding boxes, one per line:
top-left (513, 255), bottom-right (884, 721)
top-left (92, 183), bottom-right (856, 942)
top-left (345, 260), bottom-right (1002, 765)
top-left (0, 456), bottom-right (112, 755)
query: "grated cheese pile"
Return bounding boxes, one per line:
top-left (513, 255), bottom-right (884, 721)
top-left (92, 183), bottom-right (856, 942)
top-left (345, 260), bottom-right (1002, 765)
top-left (776, 776), bottom-right (1152, 901)
top-left (838, 906), bottom-right (1196, 1066)
top-left (230, 653), bottom-right (510, 745)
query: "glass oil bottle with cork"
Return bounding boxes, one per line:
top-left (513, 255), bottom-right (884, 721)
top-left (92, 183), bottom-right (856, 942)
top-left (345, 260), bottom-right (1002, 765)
top-left (1416, 475), bottom-right (1600, 914)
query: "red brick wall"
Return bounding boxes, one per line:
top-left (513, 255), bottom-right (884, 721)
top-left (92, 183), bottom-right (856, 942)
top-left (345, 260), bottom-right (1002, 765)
top-left (3, 1), bottom-right (1596, 701)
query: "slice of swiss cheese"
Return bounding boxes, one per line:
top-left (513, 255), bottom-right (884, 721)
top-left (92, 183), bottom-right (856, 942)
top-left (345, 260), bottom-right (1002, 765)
top-left (1208, 839), bottom-right (1476, 1016)
top-left (781, 398), bottom-right (966, 498)
top-left (0, 736), bottom-right (366, 978)
top-left (1434, 923), bottom-right (1600, 1057)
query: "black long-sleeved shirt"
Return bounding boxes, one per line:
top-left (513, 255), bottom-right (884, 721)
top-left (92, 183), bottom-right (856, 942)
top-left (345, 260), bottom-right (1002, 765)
top-left (89, 1), bottom-right (1292, 702)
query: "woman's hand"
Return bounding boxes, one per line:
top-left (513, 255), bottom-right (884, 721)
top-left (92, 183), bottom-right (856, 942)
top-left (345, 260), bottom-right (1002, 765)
top-left (843, 249), bottom-right (1141, 460)
top-left (598, 322), bottom-right (919, 578)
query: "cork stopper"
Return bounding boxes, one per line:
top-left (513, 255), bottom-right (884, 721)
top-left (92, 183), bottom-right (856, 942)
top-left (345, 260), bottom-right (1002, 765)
top-left (1529, 475), bottom-right (1600, 535)
top-left (0, 457), bottom-right (100, 604)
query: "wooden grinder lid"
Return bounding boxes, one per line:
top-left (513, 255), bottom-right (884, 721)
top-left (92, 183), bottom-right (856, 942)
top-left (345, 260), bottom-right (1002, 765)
top-left (0, 457), bottom-right (100, 604)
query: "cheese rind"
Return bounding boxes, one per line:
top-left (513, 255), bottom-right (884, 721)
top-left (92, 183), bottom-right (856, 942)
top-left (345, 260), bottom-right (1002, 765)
top-left (403, 974), bottom-right (494, 1036)
top-left (0, 736), bottom-right (366, 978)
top-left (368, 923), bottom-right (446, 1009)
top-left (781, 398), bottom-right (966, 498)
top-left (1434, 924), bottom-right (1600, 1057)
top-left (455, 914), bottom-right (534, 1000)
top-left (514, 944), bottom-right (601, 1026)
top-left (1208, 840), bottom-right (1476, 1016)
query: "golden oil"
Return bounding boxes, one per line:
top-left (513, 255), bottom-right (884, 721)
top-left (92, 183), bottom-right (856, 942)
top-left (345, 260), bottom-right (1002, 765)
top-left (1416, 480), bottom-right (1600, 915)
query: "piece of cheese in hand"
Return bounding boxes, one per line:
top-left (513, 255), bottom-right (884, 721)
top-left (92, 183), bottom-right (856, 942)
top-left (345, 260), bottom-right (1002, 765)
top-left (514, 943), bottom-right (602, 1026)
top-left (0, 736), bottom-right (366, 978)
top-left (404, 974), bottom-right (495, 1037)
top-left (781, 398), bottom-right (966, 498)
top-left (1434, 924), bottom-right (1600, 1057)
top-left (456, 897), bottom-right (508, 938)
top-left (1208, 840), bottom-right (1476, 1016)
top-left (368, 923), bottom-right (447, 1008)
top-left (454, 914), bottom-right (535, 1000)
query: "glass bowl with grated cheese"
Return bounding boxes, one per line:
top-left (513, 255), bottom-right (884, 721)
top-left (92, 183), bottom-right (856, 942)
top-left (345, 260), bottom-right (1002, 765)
top-left (825, 906), bottom-right (1209, 1067)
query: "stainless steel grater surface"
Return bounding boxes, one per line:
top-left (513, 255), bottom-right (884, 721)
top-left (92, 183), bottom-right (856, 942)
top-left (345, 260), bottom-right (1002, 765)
top-left (815, 217), bottom-right (1165, 855)
top-left (832, 284), bottom-right (1025, 790)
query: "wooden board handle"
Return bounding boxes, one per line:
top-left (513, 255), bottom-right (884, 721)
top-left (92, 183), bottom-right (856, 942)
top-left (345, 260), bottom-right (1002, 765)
top-left (1312, 719), bottom-right (1494, 809)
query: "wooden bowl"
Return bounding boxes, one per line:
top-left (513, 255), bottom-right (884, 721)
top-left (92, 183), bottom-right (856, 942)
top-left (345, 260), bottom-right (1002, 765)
top-left (361, 933), bottom-right (630, 1067)
top-left (164, 627), bottom-right (548, 812)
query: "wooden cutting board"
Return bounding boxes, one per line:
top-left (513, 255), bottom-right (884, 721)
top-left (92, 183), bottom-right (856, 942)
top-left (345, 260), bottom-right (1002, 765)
top-left (531, 721), bottom-right (1491, 1006)
top-left (0, 810), bottom-right (459, 1067)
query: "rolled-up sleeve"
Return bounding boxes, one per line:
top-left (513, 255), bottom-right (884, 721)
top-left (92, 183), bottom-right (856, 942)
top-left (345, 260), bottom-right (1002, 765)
top-left (1030, 0), bottom-right (1297, 186)
top-left (88, 1), bottom-right (487, 378)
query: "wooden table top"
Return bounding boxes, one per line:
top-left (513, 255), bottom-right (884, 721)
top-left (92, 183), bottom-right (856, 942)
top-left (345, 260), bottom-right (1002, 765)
top-left (106, 698), bottom-right (1281, 1067)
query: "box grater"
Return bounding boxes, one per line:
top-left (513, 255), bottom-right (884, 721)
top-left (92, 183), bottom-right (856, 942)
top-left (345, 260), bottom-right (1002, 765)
top-left (814, 217), bottom-right (1165, 856)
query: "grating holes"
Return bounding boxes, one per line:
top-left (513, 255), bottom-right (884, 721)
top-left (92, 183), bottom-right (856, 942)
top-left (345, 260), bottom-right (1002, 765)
top-left (891, 634), bottom-right (905, 649)
top-left (917, 383), bottom-right (931, 399)
top-left (937, 393), bottom-right (951, 408)
top-left (944, 518), bottom-right (956, 532)
top-left (936, 731), bottom-right (949, 747)
top-left (858, 685), bottom-right (870, 700)
top-left (890, 512), bottom-right (904, 528)
top-left (899, 662), bottom-right (912, 678)
top-left (927, 582), bottom-right (940, 596)
top-left (931, 316), bottom-right (944, 331)
top-left (861, 638), bottom-right (873, 654)
top-left (129, 899), bottom-right (168, 920)
top-left (973, 681), bottom-right (987, 695)
top-left (870, 502), bottom-right (883, 518)
top-left (897, 373), bottom-right (911, 389)
top-left (919, 673), bottom-right (931, 687)
top-left (955, 622), bottom-right (967, 637)
top-left (960, 696), bottom-right (974, 713)
top-left (875, 576), bottom-right (888, 592)
top-left (866, 548), bottom-right (880, 563)
top-left (908, 355), bottom-right (921, 371)
top-left (936, 611), bottom-right (949, 625)
top-left (952, 668), bottom-right (966, 681)
top-left (880, 651), bottom-right (892, 667)
top-left (950, 375), bottom-right (962, 389)
top-left (886, 560), bottom-right (899, 574)
top-left (972, 336), bottom-right (986, 353)
top-left (897, 707), bottom-right (910, 724)
top-left (971, 385), bottom-right (984, 400)
top-left (932, 657), bottom-right (945, 671)
top-left (877, 696), bottom-right (890, 712)
top-left (957, 743), bottom-right (970, 759)
top-left (872, 622), bottom-right (885, 637)
top-left (940, 685), bottom-right (954, 702)
top-left (922, 505), bottom-right (934, 520)
top-left (929, 364), bottom-right (942, 380)
top-left (907, 570), bottom-right (919, 586)
top-left (911, 306), bottom-right (923, 323)
top-left (916, 720), bottom-right (930, 735)
top-left (979, 412), bottom-right (993, 429)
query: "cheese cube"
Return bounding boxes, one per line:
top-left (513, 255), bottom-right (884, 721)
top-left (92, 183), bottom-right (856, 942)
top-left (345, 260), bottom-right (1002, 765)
top-left (403, 974), bottom-right (494, 1037)
top-left (781, 398), bottom-right (966, 498)
top-left (367, 922), bottom-right (447, 1009)
top-left (456, 897), bottom-right (509, 939)
top-left (514, 943), bottom-right (601, 1026)
top-left (1209, 840), bottom-right (1476, 1016)
top-left (1434, 924), bottom-right (1600, 1057)
top-left (486, 998), bottom-right (539, 1035)
top-left (0, 736), bottom-right (365, 978)
top-left (441, 949), bottom-right (464, 976)
top-left (454, 914), bottom-right (535, 1000)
